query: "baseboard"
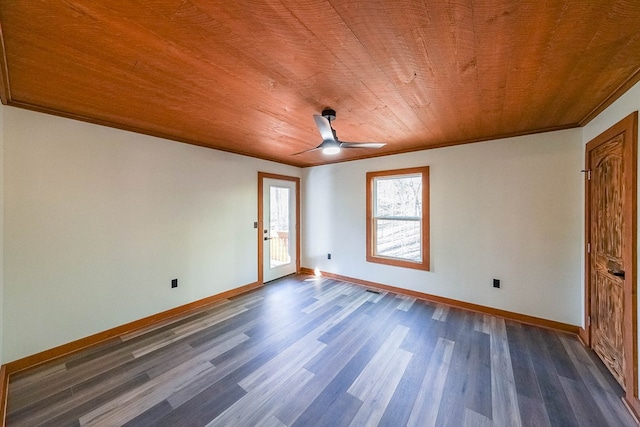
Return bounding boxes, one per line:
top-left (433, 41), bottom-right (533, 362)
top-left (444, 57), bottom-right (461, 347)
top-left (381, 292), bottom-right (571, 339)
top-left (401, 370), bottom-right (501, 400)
top-left (578, 327), bottom-right (589, 346)
top-left (301, 268), bottom-right (579, 335)
top-left (2, 281), bottom-right (262, 376)
top-left (623, 396), bottom-right (640, 424)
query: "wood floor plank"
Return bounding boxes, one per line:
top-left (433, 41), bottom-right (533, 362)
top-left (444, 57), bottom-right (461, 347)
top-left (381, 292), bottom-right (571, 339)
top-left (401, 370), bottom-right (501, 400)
top-left (306, 297), bottom-right (399, 375)
top-left (378, 378), bottom-right (419, 427)
top-left (475, 313), bottom-right (492, 335)
top-left (118, 307), bottom-right (218, 342)
top-left (395, 294), bottom-right (416, 312)
top-left (78, 331), bottom-right (249, 426)
top-left (208, 368), bottom-right (315, 426)
top-left (463, 408), bottom-right (493, 427)
top-left (6, 274), bottom-right (638, 427)
top-left (237, 337), bottom-right (324, 392)
top-left (524, 324), bottom-right (582, 427)
top-left (435, 309), bottom-right (479, 427)
top-left (131, 305), bottom-right (249, 357)
top-left (10, 307), bottom-right (246, 413)
top-left (325, 291), bottom-right (378, 327)
top-left (19, 374), bottom-right (151, 427)
top-left (210, 304), bottom-right (338, 373)
top-left (302, 282), bottom-right (352, 314)
top-left (314, 301), bottom-right (374, 347)
top-left (506, 321), bottom-right (545, 401)
top-left (314, 392), bottom-right (363, 427)
top-left (282, 296), bottom-right (405, 426)
top-left (432, 305), bottom-right (449, 321)
top-left (489, 316), bottom-right (523, 427)
top-left (597, 389), bottom-right (640, 427)
top-left (78, 359), bottom-right (216, 425)
top-left (559, 335), bottom-right (611, 391)
top-left (558, 334), bottom-right (637, 426)
top-left (407, 337), bottom-right (455, 427)
top-left (348, 347), bottom-right (412, 426)
top-left (368, 290), bottom-right (389, 304)
top-left (187, 316), bottom-right (263, 352)
top-left (152, 378), bottom-right (247, 426)
top-left (517, 394), bottom-right (552, 427)
top-left (164, 336), bottom-right (254, 409)
top-left (542, 329), bottom-right (581, 381)
top-left (8, 361), bottom-right (67, 390)
top-left (253, 415), bottom-right (288, 427)
top-left (559, 376), bottom-right (610, 427)
top-left (8, 349), bottom-right (136, 413)
top-left (121, 400), bottom-right (173, 427)
top-left (347, 324), bottom-right (410, 399)
top-left (464, 329), bottom-right (492, 419)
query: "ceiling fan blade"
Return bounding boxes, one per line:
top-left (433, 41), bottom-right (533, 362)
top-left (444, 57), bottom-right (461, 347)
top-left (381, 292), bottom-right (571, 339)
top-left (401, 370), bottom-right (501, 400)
top-left (313, 115), bottom-right (336, 141)
top-left (292, 145), bottom-right (323, 156)
top-left (339, 142), bottom-right (386, 149)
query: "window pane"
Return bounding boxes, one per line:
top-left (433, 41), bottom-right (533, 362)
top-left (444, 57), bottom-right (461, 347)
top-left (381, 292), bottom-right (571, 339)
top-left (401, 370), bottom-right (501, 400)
top-left (375, 219), bottom-right (421, 261)
top-left (270, 186), bottom-right (291, 268)
top-left (374, 175), bottom-right (422, 218)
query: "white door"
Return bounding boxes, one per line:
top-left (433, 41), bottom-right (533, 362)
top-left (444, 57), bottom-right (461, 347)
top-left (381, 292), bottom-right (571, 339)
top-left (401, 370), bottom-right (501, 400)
top-left (262, 178), bottom-right (297, 282)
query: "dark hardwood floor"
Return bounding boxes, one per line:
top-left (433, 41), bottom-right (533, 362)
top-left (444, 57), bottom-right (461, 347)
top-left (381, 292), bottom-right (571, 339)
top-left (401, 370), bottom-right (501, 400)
top-left (6, 274), bottom-right (638, 426)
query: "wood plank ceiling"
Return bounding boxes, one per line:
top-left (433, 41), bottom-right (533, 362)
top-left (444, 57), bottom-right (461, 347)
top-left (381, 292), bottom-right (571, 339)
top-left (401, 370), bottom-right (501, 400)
top-left (0, 1), bottom-right (639, 167)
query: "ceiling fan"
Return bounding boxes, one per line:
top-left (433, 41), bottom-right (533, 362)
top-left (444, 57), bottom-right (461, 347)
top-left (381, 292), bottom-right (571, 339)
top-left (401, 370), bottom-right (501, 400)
top-left (295, 109), bottom-right (386, 155)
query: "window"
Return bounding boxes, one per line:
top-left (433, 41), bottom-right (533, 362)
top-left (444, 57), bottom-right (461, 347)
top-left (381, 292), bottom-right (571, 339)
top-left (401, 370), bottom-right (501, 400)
top-left (366, 166), bottom-right (429, 270)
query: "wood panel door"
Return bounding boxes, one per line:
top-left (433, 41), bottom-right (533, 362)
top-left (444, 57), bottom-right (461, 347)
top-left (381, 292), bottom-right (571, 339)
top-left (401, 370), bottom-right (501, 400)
top-left (590, 133), bottom-right (626, 385)
top-left (585, 112), bottom-right (637, 397)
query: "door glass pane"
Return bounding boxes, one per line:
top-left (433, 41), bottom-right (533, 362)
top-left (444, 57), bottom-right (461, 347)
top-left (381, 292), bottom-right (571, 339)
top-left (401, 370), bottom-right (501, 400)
top-left (270, 186), bottom-right (291, 268)
top-left (375, 219), bottom-right (421, 261)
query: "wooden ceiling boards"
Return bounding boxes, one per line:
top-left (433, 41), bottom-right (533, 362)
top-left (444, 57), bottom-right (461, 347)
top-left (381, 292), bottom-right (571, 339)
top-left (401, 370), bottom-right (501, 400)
top-left (1, 1), bottom-right (639, 167)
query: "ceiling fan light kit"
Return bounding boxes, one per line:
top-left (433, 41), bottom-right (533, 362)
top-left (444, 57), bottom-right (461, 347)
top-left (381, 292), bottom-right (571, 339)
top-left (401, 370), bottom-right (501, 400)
top-left (294, 108), bottom-right (386, 156)
top-left (321, 140), bottom-right (341, 155)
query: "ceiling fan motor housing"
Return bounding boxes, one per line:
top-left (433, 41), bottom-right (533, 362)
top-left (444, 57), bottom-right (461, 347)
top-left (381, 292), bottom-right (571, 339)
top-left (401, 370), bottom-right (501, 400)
top-left (321, 109), bottom-right (336, 122)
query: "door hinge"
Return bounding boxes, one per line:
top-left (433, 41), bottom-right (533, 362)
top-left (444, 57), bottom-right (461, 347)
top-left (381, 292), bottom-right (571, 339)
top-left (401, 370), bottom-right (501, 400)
top-left (587, 315), bottom-right (591, 326)
top-left (581, 169), bottom-right (591, 180)
top-left (587, 242), bottom-right (591, 253)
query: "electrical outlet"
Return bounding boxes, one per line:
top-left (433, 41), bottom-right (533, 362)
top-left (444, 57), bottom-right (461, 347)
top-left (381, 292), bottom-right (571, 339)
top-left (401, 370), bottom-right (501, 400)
top-left (328, 253), bottom-right (331, 260)
top-left (171, 278), bottom-right (178, 288)
top-left (493, 279), bottom-right (500, 288)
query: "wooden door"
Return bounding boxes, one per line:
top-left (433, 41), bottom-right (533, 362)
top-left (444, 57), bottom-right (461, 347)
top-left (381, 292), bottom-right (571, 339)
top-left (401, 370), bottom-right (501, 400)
top-left (585, 112), bottom-right (637, 395)
top-left (590, 133), bottom-right (625, 385)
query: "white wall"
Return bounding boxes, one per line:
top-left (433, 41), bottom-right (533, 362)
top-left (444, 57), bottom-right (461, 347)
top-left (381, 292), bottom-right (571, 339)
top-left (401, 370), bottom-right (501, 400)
top-left (2, 106), bottom-right (299, 362)
top-left (303, 129), bottom-right (584, 325)
top-left (582, 79), bottom-right (640, 392)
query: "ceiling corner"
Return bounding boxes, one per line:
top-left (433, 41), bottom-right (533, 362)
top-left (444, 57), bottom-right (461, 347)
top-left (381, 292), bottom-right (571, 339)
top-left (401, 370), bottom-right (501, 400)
top-left (0, 20), bottom-right (11, 105)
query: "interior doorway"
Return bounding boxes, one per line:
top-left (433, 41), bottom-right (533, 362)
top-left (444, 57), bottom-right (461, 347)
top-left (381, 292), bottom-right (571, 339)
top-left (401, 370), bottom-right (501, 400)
top-left (584, 112), bottom-right (637, 401)
top-left (258, 173), bottom-right (300, 283)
